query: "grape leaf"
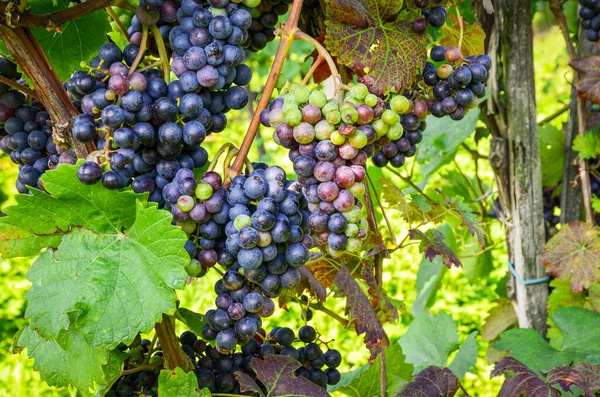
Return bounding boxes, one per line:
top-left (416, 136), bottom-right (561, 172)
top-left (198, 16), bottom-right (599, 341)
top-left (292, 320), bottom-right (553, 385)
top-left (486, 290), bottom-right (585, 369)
top-left (236, 355), bottom-right (329, 397)
top-left (0, 164), bottom-right (139, 258)
top-left (306, 255), bottom-right (340, 289)
top-left (572, 362), bottom-right (600, 391)
top-left (29, 0), bottom-right (112, 81)
top-left (493, 307), bottom-right (600, 372)
top-left (331, 343), bottom-right (413, 397)
top-left (16, 325), bottom-right (118, 391)
top-left (593, 195), bottom-right (600, 214)
top-left (412, 255), bottom-right (446, 316)
top-left (25, 201), bottom-right (189, 349)
top-left (299, 266), bottom-right (327, 301)
top-left (547, 279), bottom-right (600, 315)
top-left (361, 263), bottom-right (400, 323)
top-left (447, 332), bottom-right (478, 378)
top-left (379, 178), bottom-right (445, 225)
top-left (335, 265), bottom-right (389, 362)
top-left (539, 124), bottom-right (566, 186)
top-left (491, 357), bottom-right (560, 397)
top-left (573, 132), bottom-right (600, 160)
top-left (438, 192), bottom-right (486, 249)
top-left (399, 312), bottom-right (477, 376)
top-left (175, 308), bottom-right (206, 337)
top-left (481, 299), bottom-right (517, 341)
top-left (546, 366), bottom-right (595, 396)
top-left (409, 229), bottom-right (462, 269)
top-left (440, 15), bottom-right (486, 57)
top-left (157, 367), bottom-right (209, 397)
top-left (396, 366), bottom-right (459, 397)
top-left (570, 56), bottom-right (600, 104)
top-left (324, 0), bottom-right (427, 94)
top-left (542, 221), bottom-right (600, 292)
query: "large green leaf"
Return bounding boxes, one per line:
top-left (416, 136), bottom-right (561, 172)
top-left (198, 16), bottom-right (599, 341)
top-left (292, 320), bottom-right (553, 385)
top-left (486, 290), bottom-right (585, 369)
top-left (399, 312), bottom-right (478, 376)
top-left (17, 325), bottom-right (119, 392)
top-left (0, 164), bottom-right (139, 258)
top-left (158, 367), bottom-right (209, 397)
top-left (539, 124), bottom-right (565, 187)
top-left (493, 307), bottom-right (600, 373)
top-left (25, 201), bottom-right (189, 349)
top-left (331, 343), bottom-right (413, 396)
top-left (28, 0), bottom-right (112, 81)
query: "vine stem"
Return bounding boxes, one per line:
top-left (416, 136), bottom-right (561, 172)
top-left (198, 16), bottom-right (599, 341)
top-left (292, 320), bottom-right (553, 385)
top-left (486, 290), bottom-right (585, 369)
top-left (379, 350), bottom-right (387, 397)
top-left (129, 24), bottom-right (148, 74)
top-left (455, 4), bottom-right (464, 52)
top-left (225, 0), bottom-right (305, 184)
top-left (154, 314), bottom-right (194, 371)
top-left (301, 55), bottom-right (323, 86)
top-left (208, 143), bottom-right (236, 172)
top-left (150, 23), bottom-right (171, 83)
top-left (0, 74), bottom-right (38, 99)
top-left (106, 6), bottom-right (129, 42)
top-left (366, 172), bottom-right (396, 244)
top-left (549, 0), bottom-right (594, 223)
top-left (120, 359), bottom-right (163, 376)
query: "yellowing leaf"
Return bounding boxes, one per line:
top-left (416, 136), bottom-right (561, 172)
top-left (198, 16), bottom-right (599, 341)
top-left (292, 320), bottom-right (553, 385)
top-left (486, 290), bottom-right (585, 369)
top-left (440, 15), bottom-right (486, 57)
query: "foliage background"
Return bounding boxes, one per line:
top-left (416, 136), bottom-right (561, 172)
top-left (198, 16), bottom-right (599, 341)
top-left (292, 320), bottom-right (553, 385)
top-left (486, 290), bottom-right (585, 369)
top-left (0, 3), bottom-right (572, 396)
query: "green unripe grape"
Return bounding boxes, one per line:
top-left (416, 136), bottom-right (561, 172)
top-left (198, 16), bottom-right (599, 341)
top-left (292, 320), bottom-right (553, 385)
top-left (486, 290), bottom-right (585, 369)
top-left (268, 108), bottom-right (284, 128)
top-left (343, 97), bottom-right (359, 107)
top-left (105, 90), bottom-right (116, 101)
top-left (315, 120), bottom-right (334, 140)
top-left (185, 259), bottom-right (203, 277)
top-left (343, 206), bottom-right (362, 223)
top-left (195, 183), bottom-right (213, 201)
top-left (130, 346), bottom-right (144, 363)
top-left (287, 82), bottom-right (301, 94)
top-left (209, 6), bottom-right (228, 17)
top-left (325, 109), bottom-right (341, 125)
top-left (272, 130), bottom-right (281, 145)
top-left (328, 246), bottom-right (345, 258)
top-left (358, 217), bottom-right (368, 230)
top-left (177, 195), bottom-right (195, 212)
top-left (390, 95), bottom-right (410, 114)
top-left (322, 102), bottom-right (339, 114)
top-left (350, 83), bottom-right (368, 100)
top-left (349, 130), bottom-right (368, 149)
top-left (294, 86), bottom-right (311, 103)
top-left (373, 119), bottom-right (389, 136)
top-left (293, 122), bottom-right (315, 144)
top-left (341, 107), bottom-right (359, 124)
top-left (284, 108), bottom-right (303, 126)
top-left (177, 219), bottom-right (197, 235)
top-left (437, 64), bottom-right (453, 79)
top-left (309, 90), bottom-right (328, 108)
top-left (281, 102), bottom-right (297, 114)
top-left (382, 109), bottom-right (400, 125)
top-left (345, 223), bottom-right (359, 237)
top-left (346, 237), bottom-right (362, 253)
top-left (387, 122), bottom-right (404, 140)
top-left (364, 93), bottom-right (378, 107)
top-left (234, 214), bottom-right (252, 230)
top-left (331, 130), bottom-right (346, 145)
top-left (275, 74), bottom-right (286, 89)
top-left (347, 182), bottom-right (366, 198)
top-left (257, 231), bottom-right (272, 247)
top-left (250, 7), bottom-right (262, 18)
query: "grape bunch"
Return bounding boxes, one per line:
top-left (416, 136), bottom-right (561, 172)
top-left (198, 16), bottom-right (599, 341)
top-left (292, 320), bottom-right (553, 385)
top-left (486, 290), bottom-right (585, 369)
top-left (423, 45), bottom-right (491, 121)
top-left (579, 0), bottom-right (600, 42)
top-left (0, 59), bottom-right (62, 194)
top-left (243, 0), bottom-right (292, 51)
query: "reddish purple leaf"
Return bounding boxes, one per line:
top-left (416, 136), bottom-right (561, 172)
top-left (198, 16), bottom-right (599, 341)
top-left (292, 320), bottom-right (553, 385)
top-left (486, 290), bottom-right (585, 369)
top-left (546, 366), bottom-right (594, 397)
top-left (409, 229), bottom-right (462, 268)
top-left (570, 56), bottom-right (600, 104)
top-left (335, 264), bottom-right (389, 362)
top-left (361, 262), bottom-right (400, 323)
top-left (572, 362), bottom-right (600, 391)
top-left (542, 221), bottom-right (600, 292)
top-left (397, 366), bottom-right (459, 397)
top-left (324, 0), bottom-right (428, 94)
top-left (491, 357), bottom-right (560, 397)
top-left (306, 256), bottom-right (340, 289)
top-left (236, 355), bottom-right (329, 397)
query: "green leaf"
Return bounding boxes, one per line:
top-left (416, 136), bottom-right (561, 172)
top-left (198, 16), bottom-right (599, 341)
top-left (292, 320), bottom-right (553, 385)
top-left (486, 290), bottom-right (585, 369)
top-left (548, 279), bottom-right (600, 316)
top-left (539, 124), bottom-right (566, 186)
top-left (25, 201), bottom-right (189, 349)
top-left (330, 343), bottom-right (412, 396)
top-left (29, 0), bottom-right (112, 81)
top-left (412, 255), bottom-right (446, 316)
top-left (399, 312), bottom-right (477, 375)
top-left (17, 325), bottom-right (119, 391)
top-left (324, 0), bottom-right (427, 94)
top-left (481, 299), bottom-right (518, 341)
top-left (448, 332), bottom-right (478, 378)
top-left (493, 307), bottom-right (600, 373)
top-left (378, 178), bottom-right (445, 225)
top-left (0, 164), bottom-right (139, 258)
top-left (158, 367), bottom-right (208, 397)
top-left (593, 195), bottom-right (600, 214)
top-left (175, 308), bottom-right (206, 336)
top-left (573, 132), bottom-right (600, 159)
top-left (417, 108), bottom-right (480, 181)
top-left (542, 221), bottom-right (600, 292)
top-left (409, 229), bottom-right (462, 269)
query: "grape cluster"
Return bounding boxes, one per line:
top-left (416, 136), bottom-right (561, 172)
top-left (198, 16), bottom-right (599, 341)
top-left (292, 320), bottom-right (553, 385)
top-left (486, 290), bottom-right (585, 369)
top-left (0, 59), bottom-right (62, 194)
top-left (579, 0), bottom-right (600, 42)
top-left (423, 45), bottom-right (491, 121)
top-left (243, 0), bottom-right (292, 51)
top-left (65, 42), bottom-right (210, 199)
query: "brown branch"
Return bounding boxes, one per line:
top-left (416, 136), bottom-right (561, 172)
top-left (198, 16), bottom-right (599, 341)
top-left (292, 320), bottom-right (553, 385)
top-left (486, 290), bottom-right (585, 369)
top-left (154, 314), bottom-right (194, 371)
top-left (2, 0), bottom-right (134, 28)
top-left (106, 6), bottom-right (129, 42)
top-left (0, 74), bottom-right (38, 100)
top-left (301, 55), bottom-right (323, 86)
top-left (0, 25), bottom-right (93, 158)
top-left (550, 0), bottom-right (594, 223)
top-left (537, 103), bottom-right (569, 126)
top-left (225, 0), bottom-right (305, 184)
top-left (309, 302), bottom-right (349, 327)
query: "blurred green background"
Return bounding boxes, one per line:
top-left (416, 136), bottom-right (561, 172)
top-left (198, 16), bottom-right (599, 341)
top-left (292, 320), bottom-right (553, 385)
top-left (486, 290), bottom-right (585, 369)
top-left (0, 3), bottom-right (571, 396)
